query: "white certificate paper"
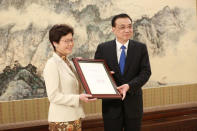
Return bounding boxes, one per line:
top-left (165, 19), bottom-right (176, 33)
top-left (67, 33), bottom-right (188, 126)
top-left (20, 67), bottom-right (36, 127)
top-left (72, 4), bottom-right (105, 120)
top-left (79, 62), bottom-right (116, 94)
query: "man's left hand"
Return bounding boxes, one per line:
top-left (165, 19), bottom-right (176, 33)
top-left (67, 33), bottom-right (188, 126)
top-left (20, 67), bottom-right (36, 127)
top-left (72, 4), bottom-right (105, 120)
top-left (117, 84), bottom-right (130, 100)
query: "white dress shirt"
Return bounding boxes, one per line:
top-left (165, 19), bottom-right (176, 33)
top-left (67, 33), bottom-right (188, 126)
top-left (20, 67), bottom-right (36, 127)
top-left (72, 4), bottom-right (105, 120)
top-left (116, 39), bottom-right (129, 63)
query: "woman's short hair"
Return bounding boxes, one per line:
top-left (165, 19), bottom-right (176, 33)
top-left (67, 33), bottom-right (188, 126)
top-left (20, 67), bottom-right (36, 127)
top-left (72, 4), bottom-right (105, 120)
top-left (49, 24), bottom-right (74, 51)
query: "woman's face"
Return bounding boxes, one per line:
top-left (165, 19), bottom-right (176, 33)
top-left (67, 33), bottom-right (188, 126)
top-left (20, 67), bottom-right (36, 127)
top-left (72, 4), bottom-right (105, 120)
top-left (53, 33), bottom-right (74, 56)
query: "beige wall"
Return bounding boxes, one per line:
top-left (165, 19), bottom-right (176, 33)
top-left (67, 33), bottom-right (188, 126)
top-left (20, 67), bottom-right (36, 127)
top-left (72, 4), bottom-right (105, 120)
top-left (0, 83), bottom-right (197, 124)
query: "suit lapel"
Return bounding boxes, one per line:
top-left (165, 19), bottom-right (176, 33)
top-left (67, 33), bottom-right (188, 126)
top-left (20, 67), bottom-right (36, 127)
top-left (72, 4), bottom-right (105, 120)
top-left (53, 53), bottom-right (77, 81)
top-left (124, 40), bottom-right (135, 75)
top-left (111, 40), bottom-right (121, 75)
top-left (56, 58), bottom-right (76, 79)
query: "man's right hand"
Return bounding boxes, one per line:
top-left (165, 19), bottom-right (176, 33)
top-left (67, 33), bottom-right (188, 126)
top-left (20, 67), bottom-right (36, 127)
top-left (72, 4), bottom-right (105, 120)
top-left (117, 84), bottom-right (130, 100)
top-left (110, 71), bottom-right (115, 74)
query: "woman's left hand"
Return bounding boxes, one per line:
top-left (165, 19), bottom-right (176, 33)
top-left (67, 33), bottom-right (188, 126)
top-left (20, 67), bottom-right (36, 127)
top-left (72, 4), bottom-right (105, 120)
top-left (79, 94), bottom-right (97, 103)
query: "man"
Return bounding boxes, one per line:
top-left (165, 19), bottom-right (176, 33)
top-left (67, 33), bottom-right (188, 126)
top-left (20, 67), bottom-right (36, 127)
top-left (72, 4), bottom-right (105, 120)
top-left (94, 13), bottom-right (151, 131)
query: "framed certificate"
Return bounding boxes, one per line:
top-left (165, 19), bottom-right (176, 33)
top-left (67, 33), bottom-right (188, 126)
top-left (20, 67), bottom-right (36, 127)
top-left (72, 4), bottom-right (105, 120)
top-left (72, 58), bottom-right (121, 99)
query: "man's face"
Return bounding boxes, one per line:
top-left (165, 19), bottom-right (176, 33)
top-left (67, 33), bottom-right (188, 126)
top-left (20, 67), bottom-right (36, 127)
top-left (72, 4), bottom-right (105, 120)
top-left (112, 17), bottom-right (133, 43)
top-left (53, 33), bottom-right (74, 56)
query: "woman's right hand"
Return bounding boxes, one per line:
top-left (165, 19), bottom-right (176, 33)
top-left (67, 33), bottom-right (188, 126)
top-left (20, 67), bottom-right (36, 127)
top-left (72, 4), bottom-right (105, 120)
top-left (79, 94), bottom-right (97, 103)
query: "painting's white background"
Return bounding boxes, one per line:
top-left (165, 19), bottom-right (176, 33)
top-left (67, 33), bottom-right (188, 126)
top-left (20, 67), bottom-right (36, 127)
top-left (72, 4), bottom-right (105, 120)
top-left (0, 0), bottom-right (196, 85)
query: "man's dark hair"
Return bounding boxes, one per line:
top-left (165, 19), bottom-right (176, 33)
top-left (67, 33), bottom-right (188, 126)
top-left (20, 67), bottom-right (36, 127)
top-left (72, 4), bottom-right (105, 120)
top-left (111, 13), bottom-right (132, 27)
top-left (49, 24), bottom-right (74, 51)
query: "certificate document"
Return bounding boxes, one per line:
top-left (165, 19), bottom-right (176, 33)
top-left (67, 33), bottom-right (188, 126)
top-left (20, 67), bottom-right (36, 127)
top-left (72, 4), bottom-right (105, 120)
top-left (72, 58), bottom-right (121, 99)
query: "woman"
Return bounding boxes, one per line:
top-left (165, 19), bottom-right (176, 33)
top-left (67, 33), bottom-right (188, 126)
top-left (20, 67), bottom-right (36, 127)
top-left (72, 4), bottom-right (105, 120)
top-left (43, 24), bottom-right (95, 131)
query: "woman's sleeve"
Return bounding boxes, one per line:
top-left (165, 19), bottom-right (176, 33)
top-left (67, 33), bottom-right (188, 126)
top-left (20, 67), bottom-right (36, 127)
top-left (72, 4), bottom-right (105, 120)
top-left (43, 60), bottom-right (80, 107)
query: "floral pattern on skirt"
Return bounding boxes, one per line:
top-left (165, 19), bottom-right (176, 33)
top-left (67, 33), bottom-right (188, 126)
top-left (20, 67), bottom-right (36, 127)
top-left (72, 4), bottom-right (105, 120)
top-left (49, 119), bottom-right (81, 131)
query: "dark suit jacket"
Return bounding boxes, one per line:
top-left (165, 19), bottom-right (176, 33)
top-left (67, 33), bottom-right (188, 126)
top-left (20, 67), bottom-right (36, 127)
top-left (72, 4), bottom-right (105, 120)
top-left (94, 39), bottom-right (151, 119)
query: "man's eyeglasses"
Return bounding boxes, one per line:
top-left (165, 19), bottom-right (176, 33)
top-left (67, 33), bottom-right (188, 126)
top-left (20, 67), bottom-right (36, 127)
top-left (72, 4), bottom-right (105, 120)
top-left (117, 25), bottom-right (132, 31)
